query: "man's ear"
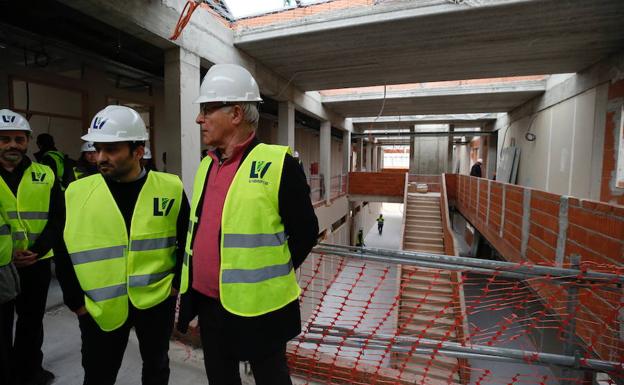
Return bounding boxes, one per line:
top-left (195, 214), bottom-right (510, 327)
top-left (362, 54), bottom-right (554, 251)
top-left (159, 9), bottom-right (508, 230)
top-left (134, 145), bottom-right (145, 160)
top-left (230, 105), bottom-right (244, 125)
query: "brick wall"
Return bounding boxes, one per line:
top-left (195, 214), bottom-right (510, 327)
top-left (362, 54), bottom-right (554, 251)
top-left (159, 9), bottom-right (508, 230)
top-left (448, 174), bottom-right (624, 360)
top-left (600, 78), bottom-right (624, 205)
top-left (348, 172), bottom-right (405, 197)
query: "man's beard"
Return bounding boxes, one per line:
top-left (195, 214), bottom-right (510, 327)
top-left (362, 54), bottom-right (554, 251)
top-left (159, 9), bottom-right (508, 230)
top-left (0, 148), bottom-right (25, 164)
top-left (98, 158), bottom-right (135, 181)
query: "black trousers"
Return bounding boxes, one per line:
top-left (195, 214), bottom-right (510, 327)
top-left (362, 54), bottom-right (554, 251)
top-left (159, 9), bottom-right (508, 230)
top-left (0, 299), bottom-right (15, 385)
top-left (196, 295), bottom-right (293, 385)
top-left (78, 296), bottom-right (175, 385)
top-left (12, 259), bottom-right (51, 383)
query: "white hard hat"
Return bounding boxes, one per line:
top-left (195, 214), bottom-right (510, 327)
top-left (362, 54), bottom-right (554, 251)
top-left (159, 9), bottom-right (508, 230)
top-left (477, 158), bottom-right (483, 163)
top-left (143, 147), bottom-right (152, 159)
top-left (195, 64), bottom-right (262, 104)
top-left (82, 105), bottom-right (149, 142)
top-left (81, 141), bottom-right (96, 152)
top-left (0, 109), bottom-right (31, 132)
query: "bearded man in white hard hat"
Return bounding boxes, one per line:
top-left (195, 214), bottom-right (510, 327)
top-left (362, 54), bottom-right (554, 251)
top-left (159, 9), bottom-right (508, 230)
top-left (176, 64), bottom-right (319, 385)
top-left (0, 109), bottom-right (62, 385)
top-left (55, 105), bottom-right (189, 385)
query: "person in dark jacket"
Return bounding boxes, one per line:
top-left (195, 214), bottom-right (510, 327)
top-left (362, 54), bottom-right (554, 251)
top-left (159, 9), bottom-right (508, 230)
top-left (177, 64), bottom-right (319, 385)
top-left (470, 158), bottom-right (483, 178)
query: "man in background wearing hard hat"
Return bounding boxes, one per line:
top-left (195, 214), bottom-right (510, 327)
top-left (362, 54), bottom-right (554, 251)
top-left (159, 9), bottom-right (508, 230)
top-left (177, 64), bottom-right (319, 385)
top-left (0, 109), bottom-right (63, 385)
top-left (141, 146), bottom-right (158, 172)
top-left (54, 105), bottom-right (189, 385)
top-left (72, 141), bottom-right (98, 180)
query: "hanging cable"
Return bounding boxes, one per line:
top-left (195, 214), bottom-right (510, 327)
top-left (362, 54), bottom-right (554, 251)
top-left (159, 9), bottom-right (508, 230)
top-left (170, 0), bottom-right (202, 41)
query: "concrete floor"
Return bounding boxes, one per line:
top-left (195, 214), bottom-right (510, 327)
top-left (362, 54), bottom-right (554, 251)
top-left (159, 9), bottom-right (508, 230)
top-left (41, 275), bottom-right (307, 384)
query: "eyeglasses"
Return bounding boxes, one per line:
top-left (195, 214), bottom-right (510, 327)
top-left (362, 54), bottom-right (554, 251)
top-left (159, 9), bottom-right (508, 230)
top-left (200, 103), bottom-right (236, 116)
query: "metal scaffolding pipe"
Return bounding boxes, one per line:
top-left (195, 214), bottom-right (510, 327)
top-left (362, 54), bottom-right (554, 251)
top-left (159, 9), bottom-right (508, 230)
top-left (315, 243), bottom-right (624, 284)
top-left (303, 325), bottom-right (623, 373)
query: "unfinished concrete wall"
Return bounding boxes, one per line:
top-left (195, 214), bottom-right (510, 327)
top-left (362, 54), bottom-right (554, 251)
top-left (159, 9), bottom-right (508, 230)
top-left (410, 124), bottom-right (449, 174)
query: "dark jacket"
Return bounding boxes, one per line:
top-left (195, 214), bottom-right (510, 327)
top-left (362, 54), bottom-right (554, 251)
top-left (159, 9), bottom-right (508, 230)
top-left (0, 157), bottom-right (64, 258)
top-left (54, 169), bottom-right (190, 311)
top-left (470, 163), bottom-right (482, 177)
top-left (177, 138), bottom-right (319, 358)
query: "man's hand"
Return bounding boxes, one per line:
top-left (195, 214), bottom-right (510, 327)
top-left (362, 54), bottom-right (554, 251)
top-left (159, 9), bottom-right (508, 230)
top-left (13, 250), bottom-right (38, 268)
top-left (74, 306), bottom-right (88, 316)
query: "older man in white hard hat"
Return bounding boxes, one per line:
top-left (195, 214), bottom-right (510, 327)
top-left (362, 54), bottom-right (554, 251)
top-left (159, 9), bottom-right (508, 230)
top-left (177, 64), bottom-right (319, 385)
top-left (55, 105), bottom-right (189, 385)
top-left (0, 109), bottom-right (62, 385)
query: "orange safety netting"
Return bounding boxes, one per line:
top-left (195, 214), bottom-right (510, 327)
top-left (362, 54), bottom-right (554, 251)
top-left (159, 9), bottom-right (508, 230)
top-left (287, 251), bottom-right (624, 385)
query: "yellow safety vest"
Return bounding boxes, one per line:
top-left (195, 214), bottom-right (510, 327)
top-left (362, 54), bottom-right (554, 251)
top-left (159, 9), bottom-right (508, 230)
top-left (0, 206), bottom-right (11, 267)
top-left (0, 162), bottom-right (54, 259)
top-left (64, 172), bottom-right (183, 331)
top-left (181, 144), bottom-right (300, 317)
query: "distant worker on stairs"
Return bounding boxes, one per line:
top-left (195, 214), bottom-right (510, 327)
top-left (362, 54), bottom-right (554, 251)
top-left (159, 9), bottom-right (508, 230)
top-left (376, 214), bottom-right (385, 235)
top-left (356, 229), bottom-right (365, 246)
top-left (470, 158), bottom-right (483, 178)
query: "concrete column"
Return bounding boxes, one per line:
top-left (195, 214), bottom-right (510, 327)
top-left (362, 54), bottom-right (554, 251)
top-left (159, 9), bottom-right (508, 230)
top-left (448, 124), bottom-right (455, 174)
top-left (372, 143), bottom-right (378, 171)
top-left (277, 101), bottom-right (295, 150)
top-left (409, 125), bottom-right (416, 173)
top-left (366, 142), bottom-right (372, 171)
top-left (342, 130), bottom-right (351, 174)
top-left (164, 47), bottom-right (200, 195)
top-left (378, 146), bottom-right (384, 171)
top-left (320, 121), bottom-right (331, 204)
top-left (357, 138), bottom-right (364, 171)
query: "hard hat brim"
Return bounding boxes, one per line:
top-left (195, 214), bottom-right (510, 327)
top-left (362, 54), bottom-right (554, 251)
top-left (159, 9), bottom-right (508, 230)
top-left (81, 132), bottom-right (149, 142)
top-left (193, 95), bottom-right (263, 104)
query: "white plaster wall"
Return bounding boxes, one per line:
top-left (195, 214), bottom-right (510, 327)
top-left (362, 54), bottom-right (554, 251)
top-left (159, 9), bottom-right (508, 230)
top-left (2, 64), bottom-right (166, 168)
top-left (496, 86), bottom-right (605, 199)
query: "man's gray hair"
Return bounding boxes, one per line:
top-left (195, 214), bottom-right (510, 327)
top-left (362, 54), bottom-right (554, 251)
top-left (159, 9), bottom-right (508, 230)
top-left (226, 102), bottom-right (259, 129)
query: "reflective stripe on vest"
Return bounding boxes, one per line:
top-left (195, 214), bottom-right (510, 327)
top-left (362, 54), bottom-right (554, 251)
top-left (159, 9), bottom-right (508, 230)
top-left (0, 212), bottom-right (11, 267)
top-left (0, 162), bottom-right (54, 259)
top-left (181, 143), bottom-right (301, 317)
top-left (64, 172), bottom-right (183, 331)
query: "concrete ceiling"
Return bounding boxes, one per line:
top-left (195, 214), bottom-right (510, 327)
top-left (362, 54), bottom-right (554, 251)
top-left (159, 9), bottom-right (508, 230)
top-left (234, 0), bottom-right (624, 91)
top-left (321, 80), bottom-right (545, 117)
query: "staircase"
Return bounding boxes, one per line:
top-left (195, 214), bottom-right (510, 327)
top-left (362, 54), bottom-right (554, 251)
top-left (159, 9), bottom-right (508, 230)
top-left (393, 191), bottom-right (464, 384)
top-left (404, 193), bottom-right (445, 253)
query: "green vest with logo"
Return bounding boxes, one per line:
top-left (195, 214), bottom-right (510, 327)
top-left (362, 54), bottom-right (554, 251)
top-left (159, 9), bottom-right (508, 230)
top-left (0, 162), bottom-right (54, 260)
top-left (0, 206), bottom-right (11, 267)
top-left (64, 172), bottom-right (183, 331)
top-left (181, 144), bottom-right (300, 317)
